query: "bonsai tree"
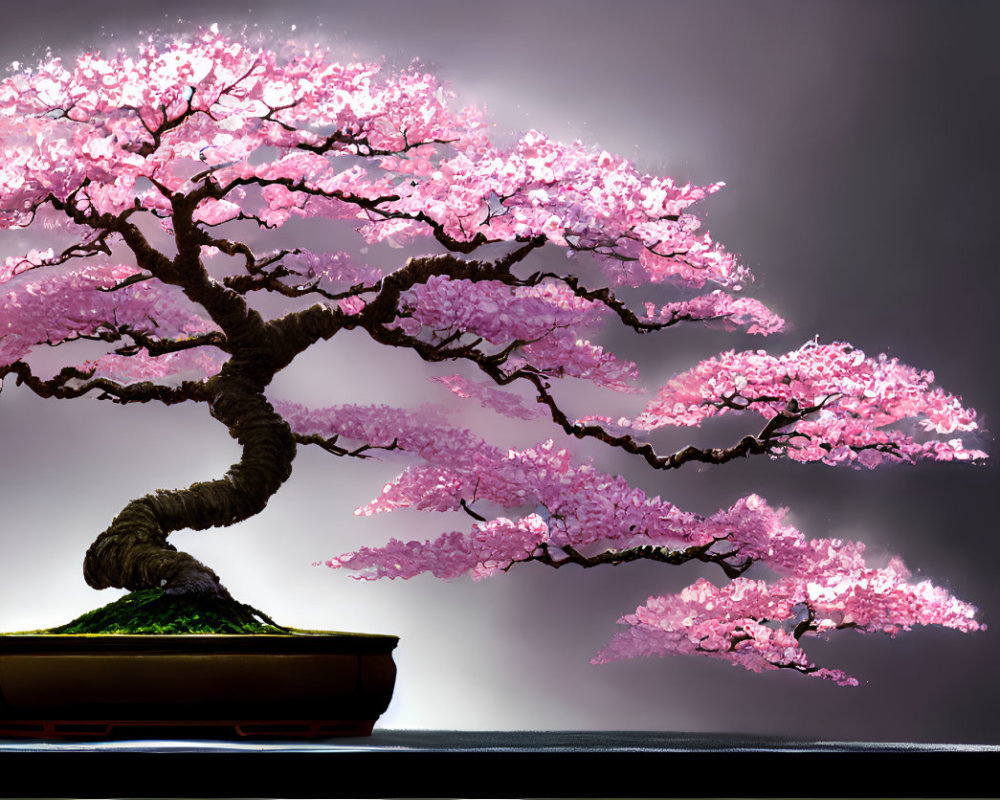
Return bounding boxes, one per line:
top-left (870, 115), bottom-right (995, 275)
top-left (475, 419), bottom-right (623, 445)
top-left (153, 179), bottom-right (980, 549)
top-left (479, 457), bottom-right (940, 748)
top-left (0, 27), bottom-right (987, 682)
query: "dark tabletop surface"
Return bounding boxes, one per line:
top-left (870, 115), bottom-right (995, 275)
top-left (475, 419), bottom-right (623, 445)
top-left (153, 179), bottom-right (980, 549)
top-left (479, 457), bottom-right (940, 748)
top-left (0, 729), bottom-right (996, 797)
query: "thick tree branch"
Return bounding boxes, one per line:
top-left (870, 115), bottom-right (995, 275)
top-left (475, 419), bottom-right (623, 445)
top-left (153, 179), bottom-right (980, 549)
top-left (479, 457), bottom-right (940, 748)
top-left (520, 270), bottom-right (726, 334)
top-left (524, 538), bottom-right (752, 579)
top-left (113, 328), bottom-right (229, 358)
top-left (0, 360), bottom-right (212, 405)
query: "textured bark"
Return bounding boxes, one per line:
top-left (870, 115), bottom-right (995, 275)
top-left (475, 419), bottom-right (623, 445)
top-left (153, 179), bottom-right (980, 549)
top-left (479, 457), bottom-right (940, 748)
top-left (73, 191), bottom-right (318, 596)
top-left (83, 372), bottom-right (297, 596)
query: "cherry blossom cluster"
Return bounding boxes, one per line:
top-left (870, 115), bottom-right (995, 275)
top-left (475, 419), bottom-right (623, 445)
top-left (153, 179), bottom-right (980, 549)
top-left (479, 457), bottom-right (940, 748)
top-left (0, 26), bottom-right (764, 394)
top-left (1, 248), bottom-right (58, 284)
top-left (370, 128), bottom-right (748, 289)
top-left (631, 339), bottom-right (985, 466)
top-left (328, 514), bottom-right (551, 581)
top-left (282, 400), bottom-right (849, 576)
top-left (1, 260), bottom-right (216, 371)
top-left (594, 554), bottom-right (982, 685)
top-left (0, 26), bottom-right (751, 295)
top-left (307, 408), bottom-right (983, 683)
top-left (280, 248), bottom-right (384, 291)
top-left (430, 374), bottom-right (545, 420)
top-left (0, 28), bottom-right (457, 224)
top-left (299, 401), bottom-right (982, 683)
top-left (642, 289), bottom-right (785, 335)
top-left (393, 276), bottom-right (640, 391)
top-left (78, 348), bottom-right (225, 384)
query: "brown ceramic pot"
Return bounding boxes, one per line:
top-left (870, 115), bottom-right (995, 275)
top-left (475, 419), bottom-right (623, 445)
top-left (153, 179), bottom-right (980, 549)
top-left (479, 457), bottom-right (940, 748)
top-left (0, 631), bottom-right (398, 738)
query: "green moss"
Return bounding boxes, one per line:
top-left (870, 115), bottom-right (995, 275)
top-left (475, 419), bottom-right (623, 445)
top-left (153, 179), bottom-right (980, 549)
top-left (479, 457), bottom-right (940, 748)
top-left (42, 588), bottom-right (287, 635)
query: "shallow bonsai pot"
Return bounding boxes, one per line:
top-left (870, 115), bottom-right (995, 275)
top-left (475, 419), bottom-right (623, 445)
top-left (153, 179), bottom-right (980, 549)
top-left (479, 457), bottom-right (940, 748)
top-left (0, 631), bottom-right (398, 739)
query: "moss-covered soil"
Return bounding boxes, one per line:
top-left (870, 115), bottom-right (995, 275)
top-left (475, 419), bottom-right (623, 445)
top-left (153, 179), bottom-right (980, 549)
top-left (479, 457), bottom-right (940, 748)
top-left (35, 588), bottom-right (288, 635)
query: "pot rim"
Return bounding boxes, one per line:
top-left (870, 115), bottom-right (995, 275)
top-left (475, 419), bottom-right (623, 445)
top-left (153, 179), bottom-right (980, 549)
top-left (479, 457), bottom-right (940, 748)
top-left (0, 630), bottom-right (399, 655)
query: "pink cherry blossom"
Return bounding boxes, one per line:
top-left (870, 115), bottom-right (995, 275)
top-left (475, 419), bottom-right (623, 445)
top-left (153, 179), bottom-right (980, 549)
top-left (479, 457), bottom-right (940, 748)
top-left (630, 339), bottom-right (985, 466)
top-left (431, 374), bottom-right (545, 420)
top-left (1, 262), bottom-right (217, 374)
top-left (592, 559), bottom-right (982, 685)
top-left (643, 290), bottom-right (785, 335)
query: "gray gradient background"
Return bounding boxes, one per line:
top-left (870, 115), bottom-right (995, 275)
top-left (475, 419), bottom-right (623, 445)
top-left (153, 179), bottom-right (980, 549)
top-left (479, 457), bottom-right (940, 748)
top-left (0, 0), bottom-right (997, 742)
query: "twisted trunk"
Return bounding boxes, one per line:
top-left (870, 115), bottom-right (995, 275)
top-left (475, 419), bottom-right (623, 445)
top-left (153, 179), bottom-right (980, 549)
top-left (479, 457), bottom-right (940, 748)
top-left (75, 194), bottom-right (317, 597)
top-left (83, 370), bottom-right (296, 597)
top-left (78, 281), bottom-right (334, 597)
